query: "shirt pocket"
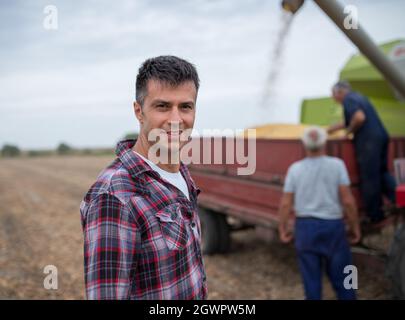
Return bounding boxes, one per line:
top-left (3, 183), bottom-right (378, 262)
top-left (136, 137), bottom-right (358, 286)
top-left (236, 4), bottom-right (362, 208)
top-left (156, 203), bottom-right (189, 251)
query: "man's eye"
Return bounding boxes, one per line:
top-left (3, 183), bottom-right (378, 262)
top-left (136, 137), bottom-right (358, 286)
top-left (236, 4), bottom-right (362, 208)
top-left (157, 104), bottom-right (168, 109)
top-left (181, 105), bottom-right (192, 109)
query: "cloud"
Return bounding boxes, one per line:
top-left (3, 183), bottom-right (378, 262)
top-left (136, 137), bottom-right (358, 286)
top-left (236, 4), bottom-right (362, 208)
top-left (1, 0), bottom-right (405, 149)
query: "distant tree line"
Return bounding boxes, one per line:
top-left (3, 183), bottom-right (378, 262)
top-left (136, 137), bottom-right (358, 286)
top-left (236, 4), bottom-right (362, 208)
top-left (57, 143), bottom-right (72, 155)
top-left (1, 132), bottom-right (138, 158)
top-left (1, 142), bottom-right (74, 157)
top-left (1, 144), bottom-right (21, 157)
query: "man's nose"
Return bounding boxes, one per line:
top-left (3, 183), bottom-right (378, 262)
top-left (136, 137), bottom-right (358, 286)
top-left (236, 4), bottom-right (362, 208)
top-left (168, 106), bottom-right (184, 125)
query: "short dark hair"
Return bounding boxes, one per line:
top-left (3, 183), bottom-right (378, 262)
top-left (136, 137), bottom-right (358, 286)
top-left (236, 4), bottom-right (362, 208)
top-left (135, 55), bottom-right (200, 106)
top-left (332, 80), bottom-right (352, 92)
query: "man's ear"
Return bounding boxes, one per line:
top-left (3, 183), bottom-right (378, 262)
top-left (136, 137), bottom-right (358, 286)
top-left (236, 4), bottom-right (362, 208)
top-left (133, 101), bottom-right (143, 123)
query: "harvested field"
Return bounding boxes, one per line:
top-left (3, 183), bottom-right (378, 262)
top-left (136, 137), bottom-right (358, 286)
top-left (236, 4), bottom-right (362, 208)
top-left (0, 156), bottom-right (390, 299)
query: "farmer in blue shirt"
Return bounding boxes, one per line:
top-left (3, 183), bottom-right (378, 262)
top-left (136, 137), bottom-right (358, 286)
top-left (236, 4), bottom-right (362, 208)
top-left (328, 81), bottom-right (396, 224)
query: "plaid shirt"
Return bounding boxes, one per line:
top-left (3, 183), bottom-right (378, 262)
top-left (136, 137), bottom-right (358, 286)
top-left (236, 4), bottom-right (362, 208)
top-left (80, 139), bottom-right (207, 300)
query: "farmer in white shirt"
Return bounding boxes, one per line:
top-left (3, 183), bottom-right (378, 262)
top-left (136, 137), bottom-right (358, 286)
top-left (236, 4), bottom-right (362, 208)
top-left (278, 126), bottom-right (361, 300)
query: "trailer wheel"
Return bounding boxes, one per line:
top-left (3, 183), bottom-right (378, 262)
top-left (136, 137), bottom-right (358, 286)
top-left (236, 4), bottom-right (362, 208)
top-left (216, 213), bottom-right (231, 254)
top-left (386, 223), bottom-right (405, 299)
top-left (198, 208), bottom-right (230, 255)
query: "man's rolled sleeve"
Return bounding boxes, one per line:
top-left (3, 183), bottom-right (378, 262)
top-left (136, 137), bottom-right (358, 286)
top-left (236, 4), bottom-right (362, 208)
top-left (283, 165), bottom-right (296, 193)
top-left (343, 96), bottom-right (362, 127)
top-left (83, 193), bottom-right (139, 300)
top-left (337, 160), bottom-right (351, 187)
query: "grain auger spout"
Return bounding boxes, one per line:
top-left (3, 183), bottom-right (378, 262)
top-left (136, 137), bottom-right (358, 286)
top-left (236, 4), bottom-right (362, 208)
top-left (281, 0), bottom-right (405, 100)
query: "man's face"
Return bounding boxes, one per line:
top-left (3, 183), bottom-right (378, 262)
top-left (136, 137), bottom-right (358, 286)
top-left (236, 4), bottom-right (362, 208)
top-left (134, 79), bottom-right (197, 157)
top-left (332, 88), bottom-right (346, 104)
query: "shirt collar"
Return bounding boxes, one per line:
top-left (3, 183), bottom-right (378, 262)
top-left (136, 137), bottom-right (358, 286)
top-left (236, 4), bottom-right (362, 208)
top-left (115, 139), bottom-right (200, 196)
top-left (343, 91), bottom-right (356, 104)
top-left (115, 139), bottom-right (153, 177)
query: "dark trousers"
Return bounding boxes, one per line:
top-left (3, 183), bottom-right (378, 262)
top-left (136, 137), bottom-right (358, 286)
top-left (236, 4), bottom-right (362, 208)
top-left (295, 218), bottom-right (356, 300)
top-left (355, 136), bottom-right (396, 222)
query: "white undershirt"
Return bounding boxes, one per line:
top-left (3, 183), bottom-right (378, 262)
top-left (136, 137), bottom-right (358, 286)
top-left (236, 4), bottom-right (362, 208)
top-left (135, 152), bottom-right (190, 200)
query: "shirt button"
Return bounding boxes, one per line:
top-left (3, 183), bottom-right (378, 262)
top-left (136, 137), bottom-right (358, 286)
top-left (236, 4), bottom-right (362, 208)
top-left (191, 221), bottom-right (196, 228)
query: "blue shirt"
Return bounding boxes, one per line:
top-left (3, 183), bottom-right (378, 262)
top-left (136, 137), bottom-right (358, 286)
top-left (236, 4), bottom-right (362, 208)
top-left (343, 91), bottom-right (388, 145)
top-left (283, 156), bottom-right (350, 220)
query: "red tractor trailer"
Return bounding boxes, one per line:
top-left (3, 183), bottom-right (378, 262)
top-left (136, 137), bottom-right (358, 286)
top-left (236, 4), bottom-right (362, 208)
top-left (188, 136), bottom-right (405, 297)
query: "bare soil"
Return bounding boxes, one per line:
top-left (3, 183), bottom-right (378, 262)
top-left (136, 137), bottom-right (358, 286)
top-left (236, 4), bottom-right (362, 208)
top-left (0, 156), bottom-right (391, 299)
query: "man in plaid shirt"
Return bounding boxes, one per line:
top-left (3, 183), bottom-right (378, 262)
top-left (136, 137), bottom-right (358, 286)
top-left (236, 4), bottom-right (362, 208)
top-left (80, 56), bottom-right (207, 300)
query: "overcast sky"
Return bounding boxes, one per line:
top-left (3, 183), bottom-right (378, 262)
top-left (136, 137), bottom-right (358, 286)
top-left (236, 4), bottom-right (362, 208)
top-left (1, 0), bottom-right (405, 149)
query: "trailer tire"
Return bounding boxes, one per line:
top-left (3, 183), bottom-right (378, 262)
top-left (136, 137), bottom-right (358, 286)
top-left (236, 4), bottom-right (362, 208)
top-left (216, 214), bottom-right (231, 254)
top-left (198, 208), bottom-right (230, 255)
top-left (386, 223), bottom-right (405, 299)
